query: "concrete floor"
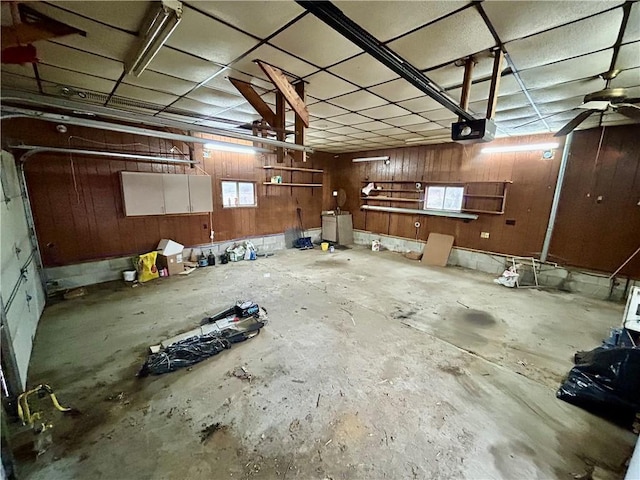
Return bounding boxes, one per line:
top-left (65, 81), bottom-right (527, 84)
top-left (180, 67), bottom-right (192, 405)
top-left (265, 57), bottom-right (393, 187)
top-left (16, 247), bottom-right (637, 479)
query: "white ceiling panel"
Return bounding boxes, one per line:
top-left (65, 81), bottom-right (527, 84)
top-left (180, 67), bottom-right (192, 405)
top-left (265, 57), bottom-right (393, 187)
top-left (0, 72), bottom-right (40, 93)
top-left (334, 1), bottom-right (469, 42)
top-left (166, 8), bottom-right (258, 65)
top-left (269, 15), bottom-right (362, 67)
top-left (192, 1), bottom-right (304, 38)
top-left (36, 64), bottom-right (115, 94)
top-left (529, 78), bottom-right (606, 104)
top-left (229, 44), bottom-right (317, 80)
top-left (405, 121), bottom-right (445, 133)
top-left (328, 90), bottom-right (387, 110)
top-left (359, 104), bottom-right (411, 120)
top-left (420, 108), bottom-right (458, 122)
top-left (308, 102), bottom-right (349, 118)
top-left (506, 9), bottom-right (623, 71)
top-left (304, 71), bottom-right (359, 100)
top-left (170, 97), bottom-right (229, 117)
top-left (615, 42), bottom-right (640, 70)
top-left (536, 96), bottom-right (587, 115)
top-left (186, 87), bottom-right (244, 108)
top-left (424, 51), bottom-right (505, 89)
top-left (388, 8), bottom-right (496, 70)
top-left (48, 1), bottom-right (152, 31)
top-left (397, 96), bottom-right (445, 113)
top-left (494, 106), bottom-right (537, 122)
top-left (519, 50), bottom-right (614, 91)
top-left (374, 127), bottom-right (411, 136)
top-left (622, 2), bottom-right (640, 43)
top-left (37, 42), bottom-right (123, 80)
top-left (610, 68), bottom-right (640, 88)
top-left (1, 64), bottom-right (35, 78)
top-left (383, 114), bottom-right (429, 127)
top-left (149, 47), bottom-right (222, 83)
top-left (207, 70), bottom-right (272, 93)
top-left (29, 4), bottom-right (137, 60)
top-left (308, 118), bottom-right (345, 130)
top-left (122, 70), bottom-right (195, 96)
top-left (483, 1), bottom-right (623, 43)
top-left (112, 83), bottom-right (179, 107)
top-left (328, 112), bottom-right (374, 126)
top-left (446, 74), bottom-right (522, 103)
top-left (328, 53), bottom-right (398, 88)
top-left (368, 78), bottom-right (427, 102)
top-left (468, 92), bottom-right (531, 114)
top-left (348, 130), bottom-right (387, 139)
top-left (353, 120), bottom-right (396, 131)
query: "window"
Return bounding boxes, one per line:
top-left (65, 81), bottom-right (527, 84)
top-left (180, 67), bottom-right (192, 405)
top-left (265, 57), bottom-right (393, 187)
top-left (424, 186), bottom-right (464, 211)
top-left (221, 181), bottom-right (256, 207)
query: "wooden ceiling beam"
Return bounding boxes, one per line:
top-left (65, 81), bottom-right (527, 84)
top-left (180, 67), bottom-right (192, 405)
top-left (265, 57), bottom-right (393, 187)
top-left (292, 81), bottom-right (306, 162)
top-left (458, 56), bottom-right (475, 122)
top-left (229, 77), bottom-right (276, 128)
top-left (256, 60), bottom-right (309, 127)
top-left (486, 50), bottom-right (504, 120)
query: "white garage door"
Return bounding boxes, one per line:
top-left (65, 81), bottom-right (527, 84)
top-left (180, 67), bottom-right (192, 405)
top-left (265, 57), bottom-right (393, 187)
top-left (1, 150), bottom-right (46, 390)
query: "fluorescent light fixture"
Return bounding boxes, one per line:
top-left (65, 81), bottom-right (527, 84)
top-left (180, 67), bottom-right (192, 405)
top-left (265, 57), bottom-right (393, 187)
top-left (125, 0), bottom-right (183, 77)
top-left (481, 143), bottom-right (559, 154)
top-left (352, 156), bottom-right (390, 163)
top-left (204, 142), bottom-right (264, 155)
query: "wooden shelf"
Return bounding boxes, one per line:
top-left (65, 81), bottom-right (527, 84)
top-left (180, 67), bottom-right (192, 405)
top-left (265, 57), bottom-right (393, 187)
top-left (263, 182), bottom-right (322, 187)
top-left (361, 180), bottom-right (421, 184)
top-left (361, 196), bottom-right (421, 203)
top-left (374, 189), bottom-right (423, 193)
top-left (463, 194), bottom-right (505, 199)
top-left (462, 209), bottom-right (504, 215)
top-left (361, 204), bottom-right (478, 220)
top-left (263, 166), bottom-right (323, 173)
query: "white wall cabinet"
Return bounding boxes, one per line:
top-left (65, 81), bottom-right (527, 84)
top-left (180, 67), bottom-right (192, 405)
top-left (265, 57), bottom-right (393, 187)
top-left (121, 172), bottom-right (212, 217)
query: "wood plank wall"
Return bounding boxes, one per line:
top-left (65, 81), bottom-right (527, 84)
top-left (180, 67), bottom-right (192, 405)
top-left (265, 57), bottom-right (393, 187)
top-left (549, 125), bottom-right (640, 276)
top-left (326, 133), bottom-right (564, 258)
top-left (2, 119), bottom-right (328, 267)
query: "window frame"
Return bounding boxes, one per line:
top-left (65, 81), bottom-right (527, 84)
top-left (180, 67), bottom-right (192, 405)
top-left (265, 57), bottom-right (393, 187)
top-left (220, 180), bottom-right (257, 208)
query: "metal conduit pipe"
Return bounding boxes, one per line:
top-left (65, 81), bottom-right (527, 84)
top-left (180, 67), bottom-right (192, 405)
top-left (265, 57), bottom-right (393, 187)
top-left (1, 92), bottom-right (314, 153)
top-left (11, 145), bottom-right (200, 165)
top-left (3, 108), bottom-right (273, 155)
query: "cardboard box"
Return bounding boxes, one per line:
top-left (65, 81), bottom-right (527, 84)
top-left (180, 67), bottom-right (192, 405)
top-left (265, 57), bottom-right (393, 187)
top-left (157, 239), bottom-right (184, 256)
top-left (157, 253), bottom-right (184, 276)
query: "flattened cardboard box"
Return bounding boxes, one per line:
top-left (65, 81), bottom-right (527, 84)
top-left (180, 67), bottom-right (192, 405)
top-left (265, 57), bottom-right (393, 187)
top-left (157, 253), bottom-right (183, 276)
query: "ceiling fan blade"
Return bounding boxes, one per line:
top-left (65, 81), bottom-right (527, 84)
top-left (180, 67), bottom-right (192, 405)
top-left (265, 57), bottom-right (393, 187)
top-left (554, 109), bottom-right (597, 137)
top-left (616, 104), bottom-right (640, 121)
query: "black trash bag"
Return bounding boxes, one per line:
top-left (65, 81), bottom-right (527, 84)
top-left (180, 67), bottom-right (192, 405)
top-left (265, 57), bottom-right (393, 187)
top-left (556, 347), bottom-right (640, 427)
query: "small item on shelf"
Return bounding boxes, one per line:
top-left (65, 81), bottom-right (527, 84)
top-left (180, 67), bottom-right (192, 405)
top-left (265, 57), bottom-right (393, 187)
top-left (271, 175), bottom-right (282, 184)
top-left (362, 182), bottom-right (375, 195)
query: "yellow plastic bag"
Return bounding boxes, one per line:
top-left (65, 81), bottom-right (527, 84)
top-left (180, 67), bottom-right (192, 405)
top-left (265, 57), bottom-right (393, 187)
top-left (136, 251), bottom-right (159, 283)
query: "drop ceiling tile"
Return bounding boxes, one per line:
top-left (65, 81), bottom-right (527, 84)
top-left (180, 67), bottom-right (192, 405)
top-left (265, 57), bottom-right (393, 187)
top-left (536, 96), bottom-right (587, 114)
top-left (446, 74), bottom-right (522, 103)
top-left (1, 64), bottom-right (34, 77)
top-left (356, 120), bottom-right (397, 131)
top-left (326, 135), bottom-right (355, 142)
top-left (308, 102), bottom-right (349, 118)
top-left (519, 50), bottom-right (614, 91)
top-left (166, 7), bottom-right (258, 65)
top-left (601, 111), bottom-right (638, 126)
top-left (269, 15), bottom-right (362, 67)
top-left (623, 2), bottom-right (640, 43)
top-left (494, 106), bottom-right (537, 122)
top-left (483, 1), bottom-right (623, 43)
top-left (192, 1), bottom-right (304, 38)
top-left (424, 52), bottom-right (503, 89)
top-left (383, 114), bottom-right (428, 127)
top-left (231, 44), bottom-right (317, 80)
top-left (368, 78), bottom-right (428, 102)
top-left (388, 8), bottom-right (496, 70)
top-left (328, 54), bottom-right (397, 88)
top-left (326, 112), bottom-right (372, 125)
top-left (387, 132), bottom-right (426, 141)
top-left (405, 121), bottom-right (445, 133)
top-left (306, 129), bottom-right (337, 139)
top-left (122, 70), bottom-right (195, 96)
top-left (303, 71), bottom-right (359, 100)
top-left (468, 92), bottom-right (530, 114)
top-left (334, 1), bottom-right (469, 42)
top-left (397, 96), bottom-right (444, 113)
top-left (529, 78), bottom-right (606, 104)
top-left (207, 70), bottom-right (272, 93)
top-left (170, 97), bottom-right (227, 116)
top-left (36, 64), bottom-right (115, 94)
top-left (187, 87), bottom-right (244, 108)
top-left (329, 90), bottom-right (387, 110)
top-left (150, 47), bottom-right (222, 83)
top-left (50, 1), bottom-right (152, 31)
top-left (308, 117), bottom-right (345, 130)
top-left (349, 130), bottom-right (387, 139)
top-left (113, 84), bottom-right (179, 107)
top-left (506, 9), bottom-right (623, 71)
top-left (420, 108), bottom-right (458, 122)
top-left (610, 68), bottom-right (640, 88)
top-left (327, 126), bottom-right (363, 135)
top-left (615, 42), bottom-right (640, 70)
top-left (359, 104), bottom-right (411, 120)
top-left (374, 127), bottom-right (410, 136)
top-left (36, 42), bottom-right (123, 80)
top-left (214, 110), bottom-right (261, 123)
top-left (28, 4), bottom-right (136, 59)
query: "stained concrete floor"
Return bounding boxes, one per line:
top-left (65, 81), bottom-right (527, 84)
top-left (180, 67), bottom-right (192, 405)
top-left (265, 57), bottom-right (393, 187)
top-left (16, 247), bottom-right (637, 479)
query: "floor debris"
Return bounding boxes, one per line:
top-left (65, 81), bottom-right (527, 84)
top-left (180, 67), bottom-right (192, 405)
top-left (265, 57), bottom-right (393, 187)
top-left (231, 366), bottom-right (252, 382)
top-left (200, 422), bottom-right (224, 443)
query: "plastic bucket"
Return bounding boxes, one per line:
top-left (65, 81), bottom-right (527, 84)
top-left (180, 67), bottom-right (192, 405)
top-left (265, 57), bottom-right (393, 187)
top-left (321, 242), bottom-right (329, 251)
top-left (123, 270), bottom-right (136, 282)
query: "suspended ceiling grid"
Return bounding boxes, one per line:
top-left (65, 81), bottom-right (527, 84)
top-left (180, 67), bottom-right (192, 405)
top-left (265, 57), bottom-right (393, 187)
top-left (1, 0), bottom-right (638, 152)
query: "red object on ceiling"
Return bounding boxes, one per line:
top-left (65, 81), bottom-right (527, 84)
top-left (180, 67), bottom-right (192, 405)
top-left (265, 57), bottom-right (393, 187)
top-left (1, 44), bottom-right (37, 64)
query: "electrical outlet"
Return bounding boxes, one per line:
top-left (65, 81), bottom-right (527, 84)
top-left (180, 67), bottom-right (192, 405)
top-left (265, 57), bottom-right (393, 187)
top-left (480, 232), bottom-right (490, 239)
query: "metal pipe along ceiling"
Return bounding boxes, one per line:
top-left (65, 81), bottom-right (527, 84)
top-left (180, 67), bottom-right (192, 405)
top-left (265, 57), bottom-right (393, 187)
top-left (1, 91), bottom-right (314, 153)
top-left (11, 145), bottom-right (199, 165)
